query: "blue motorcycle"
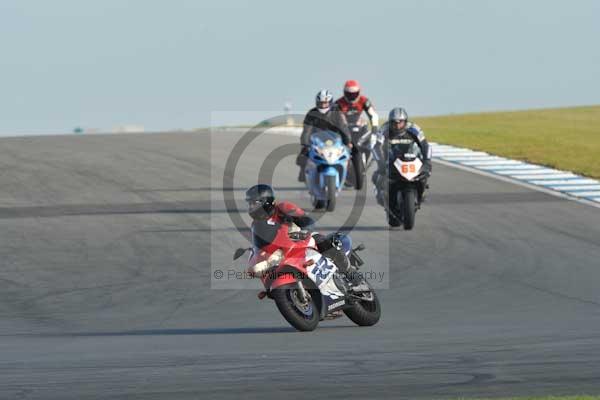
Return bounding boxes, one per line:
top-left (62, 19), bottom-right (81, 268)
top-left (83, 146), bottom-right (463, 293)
top-left (304, 130), bottom-right (350, 211)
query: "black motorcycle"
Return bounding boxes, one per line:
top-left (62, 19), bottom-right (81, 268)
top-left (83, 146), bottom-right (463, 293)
top-left (377, 140), bottom-right (427, 230)
top-left (350, 122), bottom-right (375, 169)
top-left (343, 122), bottom-right (374, 190)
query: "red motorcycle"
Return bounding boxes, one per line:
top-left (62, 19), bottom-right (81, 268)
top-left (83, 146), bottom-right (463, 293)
top-left (234, 224), bottom-right (381, 331)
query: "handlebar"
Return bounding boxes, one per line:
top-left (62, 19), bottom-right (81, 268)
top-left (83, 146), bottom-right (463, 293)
top-left (288, 230), bottom-right (310, 241)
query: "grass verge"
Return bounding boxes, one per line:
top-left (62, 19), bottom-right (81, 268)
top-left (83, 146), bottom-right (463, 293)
top-left (415, 105), bottom-right (600, 179)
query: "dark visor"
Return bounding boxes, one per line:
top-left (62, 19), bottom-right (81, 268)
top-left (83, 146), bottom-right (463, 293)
top-left (344, 91), bottom-right (359, 101)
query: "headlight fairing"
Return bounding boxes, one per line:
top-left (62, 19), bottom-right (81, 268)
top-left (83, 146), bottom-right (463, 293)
top-left (318, 146), bottom-right (343, 164)
top-left (247, 249), bottom-right (284, 277)
top-left (267, 249), bottom-right (284, 267)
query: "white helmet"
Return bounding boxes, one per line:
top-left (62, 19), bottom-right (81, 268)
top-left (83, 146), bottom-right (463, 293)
top-left (315, 89), bottom-right (333, 114)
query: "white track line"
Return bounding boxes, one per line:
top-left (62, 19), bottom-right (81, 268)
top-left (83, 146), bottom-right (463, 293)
top-left (477, 165), bottom-right (541, 170)
top-left (569, 191), bottom-right (600, 197)
top-left (550, 185), bottom-right (600, 191)
top-left (433, 158), bottom-right (600, 209)
top-left (513, 173), bottom-right (579, 180)
top-left (468, 162), bottom-right (529, 168)
top-left (436, 152), bottom-right (490, 157)
top-left (529, 179), bottom-right (598, 185)
top-left (430, 142), bottom-right (600, 209)
top-left (442, 156), bottom-right (504, 162)
top-left (494, 169), bottom-right (560, 176)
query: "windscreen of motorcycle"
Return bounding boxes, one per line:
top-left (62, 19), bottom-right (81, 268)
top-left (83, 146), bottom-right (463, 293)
top-left (311, 130), bottom-right (342, 148)
top-left (389, 140), bottom-right (422, 158)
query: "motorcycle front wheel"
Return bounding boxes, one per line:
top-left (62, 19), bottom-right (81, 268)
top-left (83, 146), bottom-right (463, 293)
top-left (326, 175), bottom-right (336, 212)
top-left (402, 189), bottom-right (416, 230)
top-left (272, 286), bottom-right (319, 331)
top-left (353, 154), bottom-right (365, 191)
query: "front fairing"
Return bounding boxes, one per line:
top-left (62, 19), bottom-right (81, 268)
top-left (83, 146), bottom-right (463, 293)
top-left (259, 229), bottom-right (349, 316)
top-left (250, 224), bottom-right (317, 286)
top-left (388, 141), bottom-right (424, 182)
top-left (309, 131), bottom-right (349, 166)
top-left (306, 130), bottom-right (350, 198)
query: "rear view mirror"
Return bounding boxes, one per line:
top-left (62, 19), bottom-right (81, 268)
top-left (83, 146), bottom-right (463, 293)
top-left (233, 247), bottom-right (250, 260)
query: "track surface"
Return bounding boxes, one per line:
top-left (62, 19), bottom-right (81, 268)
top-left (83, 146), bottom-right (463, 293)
top-left (1, 131), bottom-right (600, 399)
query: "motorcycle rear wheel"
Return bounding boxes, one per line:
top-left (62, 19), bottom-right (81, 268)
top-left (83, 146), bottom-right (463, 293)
top-left (312, 196), bottom-right (326, 210)
top-left (353, 155), bottom-right (365, 191)
top-left (344, 289), bottom-right (381, 327)
top-left (272, 287), bottom-right (319, 331)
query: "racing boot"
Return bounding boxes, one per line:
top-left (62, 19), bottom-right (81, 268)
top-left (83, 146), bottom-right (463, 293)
top-left (331, 245), bottom-right (369, 292)
top-left (345, 266), bottom-right (370, 292)
top-left (417, 179), bottom-right (429, 205)
top-left (371, 169), bottom-right (380, 186)
top-left (375, 186), bottom-right (385, 207)
top-left (344, 167), bottom-right (355, 188)
top-left (296, 147), bottom-right (308, 182)
top-left (372, 170), bottom-right (385, 206)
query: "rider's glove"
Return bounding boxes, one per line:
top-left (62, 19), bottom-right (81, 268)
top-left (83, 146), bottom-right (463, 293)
top-left (357, 135), bottom-right (367, 147)
top-left (423, 164), bottom-right (432, 178)
top-left (331, 237), bottom-right (343, 251)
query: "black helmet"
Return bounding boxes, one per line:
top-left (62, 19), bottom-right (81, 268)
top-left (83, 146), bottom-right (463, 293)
top-left (245, 184), bottom-right (276, 220)
top-left (389, 107), bottom-right (408, 133)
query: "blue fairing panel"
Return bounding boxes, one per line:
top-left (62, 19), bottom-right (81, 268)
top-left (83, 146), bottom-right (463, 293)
top-left (340, 234), bottom-right (352, 255)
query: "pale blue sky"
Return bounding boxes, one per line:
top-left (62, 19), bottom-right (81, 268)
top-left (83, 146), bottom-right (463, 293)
top-left (1, 0), bottom-right (599, 135)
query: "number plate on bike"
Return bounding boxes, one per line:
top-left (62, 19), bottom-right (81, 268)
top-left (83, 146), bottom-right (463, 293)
top-left (394, 158), bottom-right (422, 181)
top-left (308, 256), bottom-right (335, 287)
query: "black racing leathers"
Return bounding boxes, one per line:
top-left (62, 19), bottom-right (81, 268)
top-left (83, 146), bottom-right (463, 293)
top-left (373, 121), bottom-right (432, 202)
top-left (300, 107), bottom-right (351, 146)
top-left (251, 201), bottom-right (351, 275)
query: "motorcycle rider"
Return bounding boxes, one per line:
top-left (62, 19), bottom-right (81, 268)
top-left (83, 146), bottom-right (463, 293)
top-left (245, 184), bottom-right (366, 289)
top-left (335, 80), bottom-right (378, 186)
top-left (335, 79), bottom-right (379, 139)
top-left (372, 107), bottom-right (432, 204)
top-left (296, 90), bottom-right (352, 182)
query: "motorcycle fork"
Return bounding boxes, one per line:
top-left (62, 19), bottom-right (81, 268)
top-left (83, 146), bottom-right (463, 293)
top-left (296, 281), bottom-right (309, 302)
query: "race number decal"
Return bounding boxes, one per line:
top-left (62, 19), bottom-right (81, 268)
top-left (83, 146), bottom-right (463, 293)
top-left (394, 158), bottom-right (423, 181)
top-left (309, 256), bottom-right (334, 287)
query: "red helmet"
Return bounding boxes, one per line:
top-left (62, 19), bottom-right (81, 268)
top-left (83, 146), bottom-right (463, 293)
top-left (343, 80), bottom-right (361, 102)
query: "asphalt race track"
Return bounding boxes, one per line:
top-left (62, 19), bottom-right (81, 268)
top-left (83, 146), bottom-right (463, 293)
top-left (1, 130), bottom-right (600, 400)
